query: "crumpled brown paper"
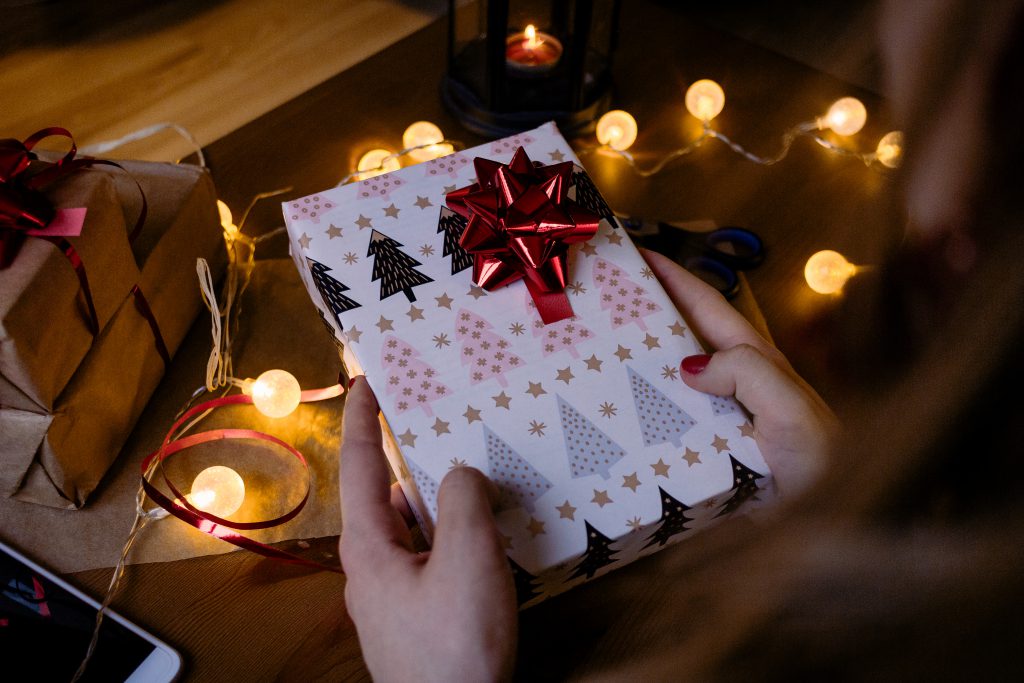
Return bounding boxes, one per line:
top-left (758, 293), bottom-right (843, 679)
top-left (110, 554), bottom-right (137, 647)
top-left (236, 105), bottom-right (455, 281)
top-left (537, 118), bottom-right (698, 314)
top-left (0, 259), bottom-right (345, 573)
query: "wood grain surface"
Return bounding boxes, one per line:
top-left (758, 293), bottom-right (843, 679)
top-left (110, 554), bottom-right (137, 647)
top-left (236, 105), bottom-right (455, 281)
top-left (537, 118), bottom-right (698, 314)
top-left (48, 2), bottom-right (903, 680)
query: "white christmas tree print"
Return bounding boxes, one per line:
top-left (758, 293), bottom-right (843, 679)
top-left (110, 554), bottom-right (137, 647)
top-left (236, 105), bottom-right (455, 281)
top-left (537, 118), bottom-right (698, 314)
top-left (455, 308), bottom-right (525, 387)
top-left (627, 365), bottom-right (697, 447)
top-left (405, 456), bottom-right (439, 519)
top-left (381, 335), bottom-right (451, 417)
top-left (709, 393), bottom-right (745, 417)
top-left (592, 257), bottom-right (661, 331)
top-left (557, 395), bottom-right (627, 479)
top-left (483, 426), bottom-right (553, 512)
top-left (529, 303), bottom-right (594, 359)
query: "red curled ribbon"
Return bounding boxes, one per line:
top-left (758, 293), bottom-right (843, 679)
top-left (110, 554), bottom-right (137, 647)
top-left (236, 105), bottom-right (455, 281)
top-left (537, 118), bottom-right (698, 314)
top-left (140, 384), bottom-right (345, 572)
top-left (446, 147), bottom-right (600, 324)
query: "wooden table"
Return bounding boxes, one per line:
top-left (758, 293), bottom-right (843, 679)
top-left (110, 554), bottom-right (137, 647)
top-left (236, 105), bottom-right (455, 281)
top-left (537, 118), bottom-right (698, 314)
top-left (72, 3), bottom-right (902, 680)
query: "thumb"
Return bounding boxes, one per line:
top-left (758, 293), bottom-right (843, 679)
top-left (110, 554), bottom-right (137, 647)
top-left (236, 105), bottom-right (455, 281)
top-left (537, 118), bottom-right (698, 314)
top-left (429, 467), bottom-right (507, 574)
top-left (680, 344), bottom-right (813, 428)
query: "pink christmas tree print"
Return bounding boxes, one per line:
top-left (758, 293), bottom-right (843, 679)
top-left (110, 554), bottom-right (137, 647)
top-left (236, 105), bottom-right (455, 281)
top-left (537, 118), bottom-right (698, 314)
top-left (484, 425), bottom-right (553, 512)
top-left (381, 335), bottom-right (451, 416)
top-left (423, 153), bottom-right (470, 179)
top-left (455, 308), bottom-right (525, 387)
top-left (557, 395), bottom-right (627, 479)
top-left (528, 302), bottom-right (594, 359)
top-left (490, 133), bottom-right (535, 157)
top-left (592, 257), bottom-right (662, 331)
top-left (286, 194), bottom-right (335, 224)
top-left (355, 174), bottom-right (405, 201)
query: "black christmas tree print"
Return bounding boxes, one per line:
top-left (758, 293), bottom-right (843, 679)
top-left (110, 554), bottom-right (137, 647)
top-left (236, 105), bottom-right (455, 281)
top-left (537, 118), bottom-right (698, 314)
top-left (571, 165), bottom-right (615, 224)
top-left (568, 520), bottom-right (619, 580)
top-left (437, 206), bottom-right (473, 275)
top-left (307, 257), bottom-right (360, 327)
top-left (367, 229), bottom-right (434, 302)
top-left (557, 395), bottom-right (627, 479)
top-left (508, 557), bottom-right (543, 606)
top-left (643, 487), bottom-right (695, 549)
top-left (714, 455), bottom-right (764, 518)
top-left (484, 426), bottom-right (553, 512)
top-left (628, 366), bottom-right (697, 447)
top-left (315, 309), bottom-right (345, 352)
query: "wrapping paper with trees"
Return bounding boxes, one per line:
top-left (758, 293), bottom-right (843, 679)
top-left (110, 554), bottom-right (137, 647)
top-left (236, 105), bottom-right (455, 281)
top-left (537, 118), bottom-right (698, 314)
top-left (283, 122), bottom-right (771, 606)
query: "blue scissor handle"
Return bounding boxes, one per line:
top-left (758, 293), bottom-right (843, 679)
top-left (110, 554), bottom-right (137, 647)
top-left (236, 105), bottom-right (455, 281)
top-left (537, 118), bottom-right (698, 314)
top-left (683, 255), bottom-right (741, 299)
top-left (701, 226), bottom-right (764, 270)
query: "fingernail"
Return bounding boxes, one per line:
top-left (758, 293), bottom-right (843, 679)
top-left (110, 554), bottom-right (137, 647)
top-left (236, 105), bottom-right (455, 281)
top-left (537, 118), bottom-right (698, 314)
top-left (347, 376), bottom-right (360, 389)
top-left (681, 354), bottom-right (712, 375)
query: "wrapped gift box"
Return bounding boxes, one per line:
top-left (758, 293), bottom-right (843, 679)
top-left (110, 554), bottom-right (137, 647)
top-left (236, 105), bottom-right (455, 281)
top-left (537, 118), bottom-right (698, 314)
top-left (0, 160), bottom-right (226, 508)
top-left (283, 122), bottom-right (772, 606)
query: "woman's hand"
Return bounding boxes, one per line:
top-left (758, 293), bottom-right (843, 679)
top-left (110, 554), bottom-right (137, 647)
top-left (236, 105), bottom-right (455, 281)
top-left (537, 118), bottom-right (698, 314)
top-left (338, 377), bottom-right (517, 683)
top-left (642, 249), bottom-right (838, 497)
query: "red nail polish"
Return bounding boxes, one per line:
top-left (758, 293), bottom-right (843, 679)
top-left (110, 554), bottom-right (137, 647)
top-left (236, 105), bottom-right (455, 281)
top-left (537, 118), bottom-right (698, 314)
top-left (347, 376), bottom-right (359, 389)
top-left (681, 354), bottom-right (712, 375)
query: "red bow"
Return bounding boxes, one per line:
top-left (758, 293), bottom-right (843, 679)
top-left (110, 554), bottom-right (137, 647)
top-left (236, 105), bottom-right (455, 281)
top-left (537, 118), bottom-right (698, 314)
top-left (446, 147), bottom-right (600, 324)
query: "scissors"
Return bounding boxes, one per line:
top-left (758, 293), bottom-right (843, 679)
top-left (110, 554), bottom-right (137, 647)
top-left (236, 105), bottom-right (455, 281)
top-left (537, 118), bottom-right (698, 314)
top-left (617, 217), bottom-right (764, 299)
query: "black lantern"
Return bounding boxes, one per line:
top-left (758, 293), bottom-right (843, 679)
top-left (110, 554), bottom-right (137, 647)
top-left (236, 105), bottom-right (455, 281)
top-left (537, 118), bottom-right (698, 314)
top-left (442, 0), bottom-right (620, 138)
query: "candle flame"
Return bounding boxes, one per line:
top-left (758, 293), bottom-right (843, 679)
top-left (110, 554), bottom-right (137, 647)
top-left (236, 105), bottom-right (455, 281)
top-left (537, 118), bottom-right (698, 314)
top-left (525, 24), bottom-right (540, 49)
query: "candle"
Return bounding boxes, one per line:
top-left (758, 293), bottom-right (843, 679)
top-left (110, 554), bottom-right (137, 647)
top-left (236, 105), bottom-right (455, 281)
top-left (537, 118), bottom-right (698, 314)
top-left (505, 24), bottom-right (562, 73)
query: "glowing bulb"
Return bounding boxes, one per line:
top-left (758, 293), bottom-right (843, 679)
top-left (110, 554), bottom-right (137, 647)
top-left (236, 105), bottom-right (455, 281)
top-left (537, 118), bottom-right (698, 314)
top-left (685, 79), bottom-right (726, 122)
top-left (356, 148), bottom-right (401, 180)
top-left (820, 97), bottom-right (867, 136)
top-left (247, 369), bottom-right (302, 418)
top-left (874, 130), bottom-right (903, 168)
top-left (188, 466), bottom-right (245, 518)
top-left (217, 199), bottom-right (238, 235)
top-left (596, 110), bottom-right (638, 151)
top-left (402, 121), bottom-right (452, 163)
top-left (804, 250), bottom-right (857, 294)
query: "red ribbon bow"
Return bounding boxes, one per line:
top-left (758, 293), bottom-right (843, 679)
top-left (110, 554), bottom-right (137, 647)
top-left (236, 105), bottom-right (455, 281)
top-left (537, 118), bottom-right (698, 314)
top-left (446, 147), bottom-right (600, 324)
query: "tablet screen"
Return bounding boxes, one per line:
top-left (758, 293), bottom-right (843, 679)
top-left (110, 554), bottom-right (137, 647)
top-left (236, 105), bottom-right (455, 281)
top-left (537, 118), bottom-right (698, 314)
top-left (0, 545), bottom-right (158, 682)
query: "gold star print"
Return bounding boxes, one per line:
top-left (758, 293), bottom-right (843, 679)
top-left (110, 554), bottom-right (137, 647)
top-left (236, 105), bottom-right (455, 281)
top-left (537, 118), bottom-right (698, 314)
top-left (711, 434), bottom-right (730, 453)
top-left (355, 214), bottom-right (373, 229)
top-left (621, 472), bottom-right (641, 492)
top-left (599, 402), bottom-right (617, 418)
top-left (591, 489), bottom-right (613, 507)
top-left (492, 391), bottom-right (512, 409)
top-left (463, 405), bottom-right (482, 423)
top-left (526, 517), bottom-right (546, 537)
top-left (739, 422), bottom-right (756, 438)
top-left (556, 500), bottom-right (577, 520)
top-left (548, 149), bottom-right (566, 162)
top-left (627, 516), bottom-right (643, 532)
top-left (431, 418), bottom-right (451, 436)
top-left (528, 420), bottom-right (547, 436)
top-left (297, 232), bottom-right (312, 249)
top-left (579, 242), bottom-right (598, 257)
top-left (398, 429), bottom-right (417, 447)
top-left (525, 382), bottom-right (547, 398)
top-left (384, 203), bottom-right (400, 218)
top-left (509, 322), bottom-right (526, 336)
top-left (651, 458), bottom-right (671, 477)
top-left (414, 195), bottom-right (433, 209)
top-left (418, 244), bottom-right (435, 257)
top-left (642, 333), bottom-right (661, 350)
top-left (435, 292), bottom-right (453, 309)
top-left (614, 345), bottom-right (633, 362)
top-left (661, 365), bottom-right (679, 380)
top-left (703, 498), bottom-right (717, 510)
top-left (449, 457), bottom-right (467, 469)
top-left (343, 252), bottom-right (358, 264)
top-left (443, 184), bottom-right (458, 194)
top-left (556, 367), bottom-right (574, 384)
top-left (325, 224), bottom-right (343, 239)
top-left (397, 458), bottom-right (410, 480)
top-left (467, 285), bottom-right (487, 299)
top-left (641, 266), bottom-right (655, 280)
top-left (407, 305), bottom-right (425, 321)
top-left (375, 315), bottom-right (394, 332)
top-left (668, 320), bottom-right (687, 336)
top-left (683, 448), bottom-right (702, 466)
top-left (606, 231), bottom-right (623, 246)
top-left (433, 333), bottom-right (451, 348)
top-left (584, 354), bottom-right (603, 372)
top-left (567, 281), bottom-right (586, 295)
top-left (346, 326), bottom-right (363, 343)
